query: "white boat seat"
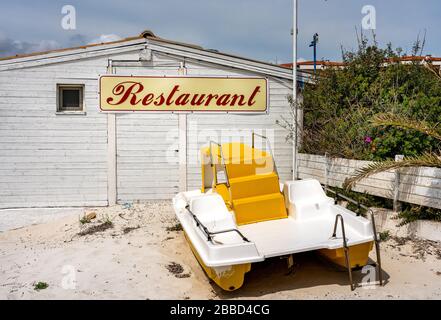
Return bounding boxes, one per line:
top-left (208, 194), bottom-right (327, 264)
top-left (189, 194), bottom-right (236, 232)
top-left (284, 179), bottom-right (335, 220)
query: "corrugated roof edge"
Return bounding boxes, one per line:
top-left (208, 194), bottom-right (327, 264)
top-left (0, 32), bottom-right (290, 74)
top-left (0, 35), bottom-right (145, 61)
top-left (144, 35), bottom-right (285, 69)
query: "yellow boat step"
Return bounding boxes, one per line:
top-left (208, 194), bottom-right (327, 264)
top-left (229, 172), bottom-right (280, 200)
top-left (226, 157), bottom-right (275, 179)
top-left (233, 193), bottom-right (287, 225)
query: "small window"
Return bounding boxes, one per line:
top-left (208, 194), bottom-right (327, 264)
top-left (57, 84), bottom-right (84, 113)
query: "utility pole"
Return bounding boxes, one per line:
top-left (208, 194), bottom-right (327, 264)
top-left (292, 0), bottom-right (298, 180)
top-left (309, 33), bottom-right (319, 73)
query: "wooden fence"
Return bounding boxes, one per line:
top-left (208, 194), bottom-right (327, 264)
top-left (298, 153), bottom-right (441, 210)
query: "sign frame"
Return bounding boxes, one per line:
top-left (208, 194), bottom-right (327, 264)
top-left (98, 75), bottom-right (269, 114)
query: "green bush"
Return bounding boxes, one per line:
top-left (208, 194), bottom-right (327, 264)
top-left (300, 37), bottom-right (441, 160)
top-left (397, 204), bottom-right (441, 225)
top-left (289, 35), bottom-right (441, 222)
top-left (34, 281), bottom-right (49, 291)
top-left (325, 186), bottom-right (393, 216)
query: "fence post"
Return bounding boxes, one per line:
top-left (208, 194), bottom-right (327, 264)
top-left (393, 154), bottom-right (404, 212)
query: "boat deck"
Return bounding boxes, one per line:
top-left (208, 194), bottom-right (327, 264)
top-left (238, 215), bottom-right (373, 258)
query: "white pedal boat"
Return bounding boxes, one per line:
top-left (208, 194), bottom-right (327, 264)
top-left (172, 140), bottom-right (382, 291)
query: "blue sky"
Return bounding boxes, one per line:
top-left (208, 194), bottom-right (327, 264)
top-left (1, 0), bottom-right (440, 63)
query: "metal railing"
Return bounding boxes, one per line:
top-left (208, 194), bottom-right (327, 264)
top-left (324, 186), bottom-right (366, 216)
top-left (251, 131), bottom-right (279, 177)
top-left (209, 141), bottom-right (230, 188)
top-left (185, 205), bottom-right (249, 243)
top-left (325, 185), bottom-right (384, 289)
top-left (331, 214), bottom-right (354, 291)
top-left (208, 134), bottom-right (279, 187)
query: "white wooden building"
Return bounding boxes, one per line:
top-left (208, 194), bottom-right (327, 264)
top-left (0, 31), bottom-right (294, 209)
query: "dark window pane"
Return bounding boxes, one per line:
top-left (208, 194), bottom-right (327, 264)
top-left (61, 88), bottom-right (82, 110)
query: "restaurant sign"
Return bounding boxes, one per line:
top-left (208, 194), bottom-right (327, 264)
top-left (99, 76), bottom-right (268, 112)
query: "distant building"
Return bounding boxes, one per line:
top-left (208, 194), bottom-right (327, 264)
top-left (281, 55), bottom-right (441, 73)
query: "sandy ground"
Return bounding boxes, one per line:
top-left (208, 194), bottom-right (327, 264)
top-left (0, 201), bottom-right (440, 300)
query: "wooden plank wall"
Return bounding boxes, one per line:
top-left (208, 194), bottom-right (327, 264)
top-left (115, 112), bottom-right (180, 201)
top-left (0, 51), bottom-right (139, 208)
top-left (0, 48), bottom-right (293, 208)
top-left (298, 153), bottom-right (441, 210)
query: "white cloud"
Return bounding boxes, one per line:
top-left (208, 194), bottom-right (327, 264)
top-left (0, 31), bottom-right (60, 57)
top-left (32, 40), bottom-right (60, 52)
top-left (0, 32), bottom-right (125, 58)
top-left (88, 34), bottom-right (122, 44)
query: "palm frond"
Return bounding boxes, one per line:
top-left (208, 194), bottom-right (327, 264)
top-left (344, 153), bottom-right (441, 190)
top-left (371, 113), bottom-right (441, 141)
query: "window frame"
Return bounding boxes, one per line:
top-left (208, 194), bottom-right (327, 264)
top-left (56, 84), bottom-right (86, 115)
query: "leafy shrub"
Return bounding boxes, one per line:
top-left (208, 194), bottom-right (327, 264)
top-left (325, 185), bottom-right (393, 216)
top-left (397, 204), bottom-right (441, 226)
top-left (34, 282), bottom-right (49, 291)
top-left (300, 36), bottom-right (441, 160)
top-left (284, 34), bottom-right (441, 222)
top-left (379, 230), bottom-right (391, 242)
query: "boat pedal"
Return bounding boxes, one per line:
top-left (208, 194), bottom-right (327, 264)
top-left (284, 255), bottom-right (298, 276)
top-left (287, 255), bottom-right (294, 269)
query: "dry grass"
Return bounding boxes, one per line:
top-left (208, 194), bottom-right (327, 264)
top-left (78, 220), bottom-right (113, 236)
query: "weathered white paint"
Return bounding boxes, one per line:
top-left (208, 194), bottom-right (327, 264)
top-left (375, 209), bottom-right (441, 242)
top-left (115, 112), bottom-right (180, 201)
top-left (106, 62), bottom-right (117, 206)
top-left (107, 113), bottom-right (117, 205)
top-left (112, 59), bottom-right (182, 202)
top-left (0, 37), bottom-right (293, 208)
top-left (0, 51), bottom-right (140, 208)
top-left (298, 153), bottom-right (441, 210)
top-left (146, 39), bottom-right (293, 79)
top-left (178, 63), bottom-right (187, 192)
top-left (179, 114), bottom-right (187, 192)
top-left (0, 40), bottom-right (147, 71)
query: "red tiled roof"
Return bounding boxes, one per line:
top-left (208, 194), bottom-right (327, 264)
top-left (387, 55), bottom-right (441, 62)
top-left (281, 55), bottom-right (441, 69)
top-left (280, 61), bottom-right (345, 68)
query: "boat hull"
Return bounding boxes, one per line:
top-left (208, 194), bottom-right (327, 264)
top-left (174, 176), bottom-right (380, 291)
top-left (318, 241), bottom-right (374, 269)
top-left (184, 232), bottom-right (251, 291)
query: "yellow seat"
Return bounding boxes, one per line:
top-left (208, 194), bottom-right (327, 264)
top-left (201, 142), bottom-right (287, 225)
top-left (233, 193), bottom-right (287, 225)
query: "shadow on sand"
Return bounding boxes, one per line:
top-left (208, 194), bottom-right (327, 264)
top-left (212, 252), bottom-right (390, 298)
